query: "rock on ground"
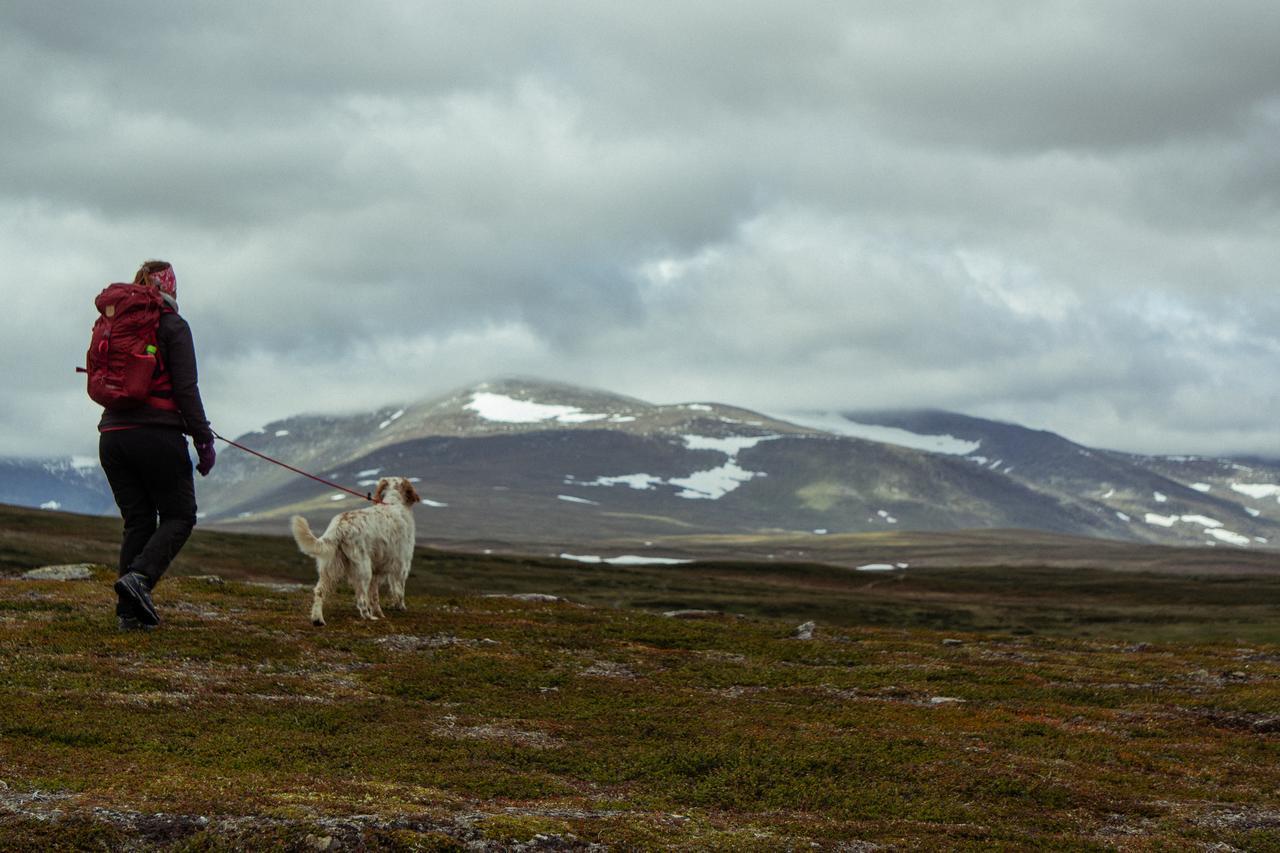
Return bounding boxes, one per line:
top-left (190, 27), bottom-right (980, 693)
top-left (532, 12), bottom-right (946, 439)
top-left (23, 564), bottom-right (94, 581)
top-left (792, 621), bottom-right (817, 640)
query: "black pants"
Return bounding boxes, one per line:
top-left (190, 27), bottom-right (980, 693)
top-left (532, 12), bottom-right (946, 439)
top-left (100, 427), bottom-right (197, 615)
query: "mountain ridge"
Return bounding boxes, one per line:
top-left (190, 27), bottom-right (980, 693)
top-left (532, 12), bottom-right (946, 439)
top-left (6, 377), bottom-right (1280, 551)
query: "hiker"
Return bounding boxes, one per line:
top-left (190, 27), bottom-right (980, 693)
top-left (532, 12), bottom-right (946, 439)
top-left (94, 260), bottom-right (217, 631)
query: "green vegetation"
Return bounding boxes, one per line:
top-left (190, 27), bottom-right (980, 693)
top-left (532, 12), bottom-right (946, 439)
top-left (1, 504), bottom-right (1278, 848)
top-left (795, 480), bottom-right (860, 512)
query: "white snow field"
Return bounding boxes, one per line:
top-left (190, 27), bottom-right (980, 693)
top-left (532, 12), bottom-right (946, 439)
top-left (70, 455), bottom-right (98, 472)
top-left (1232, 483), bottom-right (1280, 501)
top-left (578, 473), bottom-right (665, 490)
top-left (774, 412), bottom-right (981, 455)
top-left (574, 434), bottom-right (778, 501)
top-left (1208, 529), bottom-right (1251, 546)
top-left (559, 553), bottom-right (692, 566)
top-left (1145, 512), bottom-right (1252, 546)
top-left (466, 392), bottom-right (610, 424)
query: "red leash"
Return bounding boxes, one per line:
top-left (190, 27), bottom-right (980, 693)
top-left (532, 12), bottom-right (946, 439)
top-left (213, 431), bottom-right (382, 504)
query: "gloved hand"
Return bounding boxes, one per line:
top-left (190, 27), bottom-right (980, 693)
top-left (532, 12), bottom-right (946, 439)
top-left (195, 440), bottom-right (216, 476)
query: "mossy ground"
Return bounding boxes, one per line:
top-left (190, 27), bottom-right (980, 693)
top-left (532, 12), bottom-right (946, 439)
top-left (1, 505), bottom-right (1278, 849)
top-left (2, 564), bottom-right (1278, 850)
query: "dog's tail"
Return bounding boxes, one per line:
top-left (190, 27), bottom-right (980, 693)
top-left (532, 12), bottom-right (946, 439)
top-left (291, 515), bottom-right (334, 558)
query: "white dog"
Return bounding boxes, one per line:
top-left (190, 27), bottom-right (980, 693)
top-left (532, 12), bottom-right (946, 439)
top-left (290, 477), bottom-right (421, 626)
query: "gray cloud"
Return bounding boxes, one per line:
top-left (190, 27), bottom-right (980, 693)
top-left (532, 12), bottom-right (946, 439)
top-left (2, 1), bottom-right (1278, 458)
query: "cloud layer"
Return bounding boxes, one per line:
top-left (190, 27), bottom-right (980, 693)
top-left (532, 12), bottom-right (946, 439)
top-left (3, 1), bottom-right (1278, 457)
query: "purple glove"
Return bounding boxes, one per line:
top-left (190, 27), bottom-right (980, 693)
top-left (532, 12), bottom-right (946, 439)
top-left (195, 440), bottom-right (216, 476)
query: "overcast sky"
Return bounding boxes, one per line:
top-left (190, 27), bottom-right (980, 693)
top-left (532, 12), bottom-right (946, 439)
top-left (3, 1), bottom-right (1278, 458)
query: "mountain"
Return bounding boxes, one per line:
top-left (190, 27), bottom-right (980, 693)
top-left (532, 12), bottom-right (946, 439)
top-left (5, 378), bottom-right (1280, 550)
top-left (816, 409), bottom-right (1280, 549)
top-left (0, 455), bottom-right (115, 515)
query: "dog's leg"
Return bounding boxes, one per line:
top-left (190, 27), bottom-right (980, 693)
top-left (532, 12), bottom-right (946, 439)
top-left (369, 577), bottom-right (386, 619)
top-left (310, 567), bottom-right (335, 627)
top-left (350, 555), bottom-right (376, 620)
top-left (391, 540), bottom-right (412, 611)
top-left (389, 569), bottom-right (408, 611)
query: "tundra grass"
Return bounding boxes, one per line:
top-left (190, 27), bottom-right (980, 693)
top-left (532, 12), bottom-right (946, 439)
top-left (7, 504), bottom-right (1280, 645)
top-left (1, 566), bottom-right (1278, 850)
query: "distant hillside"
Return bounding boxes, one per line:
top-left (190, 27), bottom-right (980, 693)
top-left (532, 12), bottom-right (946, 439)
top-left (6, 378), bottom-right (1280, 550)
top-left (0, 455), bottom-right (116, 515)
top-left (829, 408), bottom-right (1280, 549)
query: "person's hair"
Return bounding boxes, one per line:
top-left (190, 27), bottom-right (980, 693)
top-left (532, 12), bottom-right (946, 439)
top-left (132, 259), bottom-right (172, 286)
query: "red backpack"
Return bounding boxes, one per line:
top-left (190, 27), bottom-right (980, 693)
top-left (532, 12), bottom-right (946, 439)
top-left (79, 283), bottom-right (178, 411)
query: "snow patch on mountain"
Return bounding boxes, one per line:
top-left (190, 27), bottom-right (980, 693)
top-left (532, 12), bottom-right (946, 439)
top-left (572, 434), bottom-right (777, 501)
top-left (669, 464), bottom-right (755, 500)
top-left (467, 392), bottom-right (610, 424)
top-left (1145, 513), bottom-right (1250, 546)
top-left (575, 473), bottom-right (664, 491)
top-left (670, 435), bottom-right (776, 500)
top-left (1208, 529), bottom-right (1251, 546)
top-left (70, 456), bottom-right (98, 473)
top-left (682, 435), bottom-right (770, 456)
top-left (1232, 483), bottom-right (1280, 501)
top-left (560, 553), bottom-right (692, 566)
top-left (42, 456), bottom-right (100, 477)
top-left (775, 412), bottom-right (980, 455)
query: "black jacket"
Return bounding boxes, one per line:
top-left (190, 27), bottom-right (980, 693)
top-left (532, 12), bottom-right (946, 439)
top-left (98, 311), bottom-right (214, 445)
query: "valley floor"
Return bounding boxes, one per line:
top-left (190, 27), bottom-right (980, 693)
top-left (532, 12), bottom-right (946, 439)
top-left (1, 565), bottom-right (1278, 850)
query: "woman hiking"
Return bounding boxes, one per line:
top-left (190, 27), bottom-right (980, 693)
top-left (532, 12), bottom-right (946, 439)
top-left (96, 260), bottom-right (216, 631)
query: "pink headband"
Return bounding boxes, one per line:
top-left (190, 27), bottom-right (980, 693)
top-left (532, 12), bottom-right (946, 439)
top-left (149, 266), bottom-right (177, 297)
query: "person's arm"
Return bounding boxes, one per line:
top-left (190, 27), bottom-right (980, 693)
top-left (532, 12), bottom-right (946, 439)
top-left (158, 314), bottom-right (215, 445)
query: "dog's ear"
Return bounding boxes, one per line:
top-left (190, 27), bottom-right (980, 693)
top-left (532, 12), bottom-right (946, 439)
top-left (373, 479), bottom-right (390, 503)
top-left (399, 479), bottom-right (421, 506)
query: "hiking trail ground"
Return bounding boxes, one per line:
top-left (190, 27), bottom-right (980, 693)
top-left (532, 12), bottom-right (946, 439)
top-left (0, 506), bottom-right (1278, 849)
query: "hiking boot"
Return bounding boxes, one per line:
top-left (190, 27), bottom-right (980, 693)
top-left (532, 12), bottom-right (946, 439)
top-left (117, 614), bottom-right (156, 632)
top-left (114, 572), bottom-right (160, 626)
